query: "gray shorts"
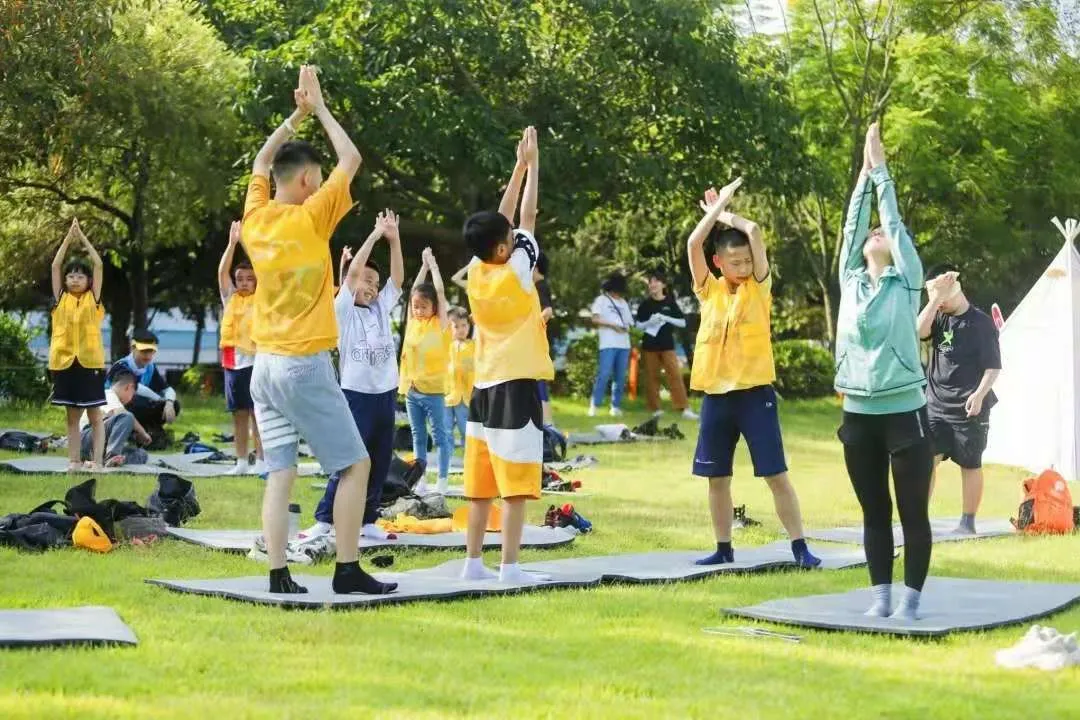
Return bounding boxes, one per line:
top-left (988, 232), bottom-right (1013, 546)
top-left (251, 351), bottom-right (367, 475)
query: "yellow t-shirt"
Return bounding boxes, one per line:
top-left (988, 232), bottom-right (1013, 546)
top-left (219, 291), bottom-right (256, 354)
top-left (399, 316), bottom-right (452, 395)
top-left (690, 273), bottom-right (776, 394)
top-left (49, 291), bottom-right (105, 371)
top-left (446, 339), bottom-right (476, 406)
top-left (241, 168), bottom-right (353, 356)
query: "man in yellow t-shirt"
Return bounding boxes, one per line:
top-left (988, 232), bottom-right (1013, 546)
top-left (458, 127), bottom-right (555, 585)
top-left (686, 178), bottom-right (819, 569)
top-left (242, 65), bottom-right (395, 597)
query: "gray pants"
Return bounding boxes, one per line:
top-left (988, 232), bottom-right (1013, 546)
top-left (80, 412), bottom-right (147, 464)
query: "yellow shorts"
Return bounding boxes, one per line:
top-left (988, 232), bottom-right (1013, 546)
top-left (463, 380), bottom-right (543, 500)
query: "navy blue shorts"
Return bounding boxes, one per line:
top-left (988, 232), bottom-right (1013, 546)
top-left (692, 385), bottom-right (787, 478)
top-left (224, 366), bottom-right (254, 412)
top-left (537, 380), bottom-right (550, 402)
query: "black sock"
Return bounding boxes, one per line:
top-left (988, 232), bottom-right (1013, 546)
top-left (332, 561), bottom-right (398, 595)
top-left (695, 541), bottom-right (734, 566)
top-left (269, 567), bottom-right (307, 594)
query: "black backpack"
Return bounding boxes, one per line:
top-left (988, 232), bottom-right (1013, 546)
top-left (543, 426), bottom-right (567, 463)
top-left (147, 473), bottom-right (201, 526)
top-left (380, 456), bottom-right (428, 506)
top-left (0, 431), bottom-right (47, 453)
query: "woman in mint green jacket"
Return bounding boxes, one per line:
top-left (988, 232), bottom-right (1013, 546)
top-left (835, 124), bottom-right (933, 622)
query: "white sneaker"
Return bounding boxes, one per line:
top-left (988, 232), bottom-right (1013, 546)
top-left (995, 625), bottom-right (1060, 668)
top-left (681, 408), bottom-right (700, 420)
top-left (435, 477), bottom-right (449, 495)
top-left (226, 461), bottom-right (250, 476)
top-left (609, 407), bottom-right (623, 417)
top-left (248, 535), bottom-right (314, 565)
top-left (294, 521), bottom-right (332, 544)
top-left (252, 459), bottom-right (267, 475)
top-left (587, 405), bottom-right (597, 417)
top-left (650, 410), bottom-right (664, 419)
top-left (414, 480), bottom-right (431, 496)
top-left (1032, 633), bottom-right (1080, 671)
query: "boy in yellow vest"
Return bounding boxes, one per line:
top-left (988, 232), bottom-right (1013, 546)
top-left (48, 218), bottom-right (107, 471)
top-left (687, 178), bottom-right (820, 568)
top-left (445, 306), bottom-right (475, 448)
top-left (218, 220), bottom-right (264, 475)
top-left (242, 65), bottom-right (395, 596)
top-left (459, 127), bottom-right (553, 583)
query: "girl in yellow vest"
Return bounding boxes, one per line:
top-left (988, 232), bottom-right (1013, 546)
top-left (399, 248), bottom-right (453, 494)
top-left (49, 218), bottom-right (107, 471)
top-left (218, 220), bottom-right (264, 475)
top-left (445, 306), bottom-right (475, 448)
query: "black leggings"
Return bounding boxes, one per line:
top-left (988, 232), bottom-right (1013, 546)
top-left (840, 409), bottom-right (934, 591)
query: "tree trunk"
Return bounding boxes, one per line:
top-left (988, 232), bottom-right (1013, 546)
top-left (128, 248), bottom-right (149, 330)
top-left (106, 262), bottom-right (133, 359)
top-left (128, 153), bottom-right (151, 330)
top-left (191, 308), bottom-right (205, 366)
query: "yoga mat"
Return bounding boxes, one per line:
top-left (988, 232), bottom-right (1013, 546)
top-left (804, 517), bottom-right (1015, 546)
top-left (0, 456), bottom-right (176, 476)
top-left (166, 525), bottom-right (576, 554)
top-left (724, 577), bottom-right (1080, 637)
top-left (0, 606), bottom-right (137, 648)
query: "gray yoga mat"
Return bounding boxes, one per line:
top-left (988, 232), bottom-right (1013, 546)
top-left (166, 525), bottom-right (576, 553)
top-left (546, 455), bottom-right (599, 473)
top-left (309, 483), bottom-right (591, 497)
top-left (804, 517), bottom-right (1015, 546)
top-left (724, 577), bottom-right (1080, 637)
top-left (567, 432), bottom-right (665, 446)
top-left (0, 456), bottom-right (173, 476)
top-left (0, 606), bottom-right (138, 648)
top-left (147, 569), bottom-right (596, 610)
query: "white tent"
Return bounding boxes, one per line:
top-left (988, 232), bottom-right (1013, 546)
top-left (984, 217), bottom-right (1080, 481)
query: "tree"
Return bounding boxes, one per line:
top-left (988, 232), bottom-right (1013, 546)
top-left (0, 0), bottom-right (245, 355)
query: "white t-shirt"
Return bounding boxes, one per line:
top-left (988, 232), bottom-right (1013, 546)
top-left (335, 280), bottom-right (402, 394)
top-left (80, 389), bottom-right (125, 430)
top-left (468, 229), bottom-right (539, 390)
top-left (591, 293), bottom-right (633, 350)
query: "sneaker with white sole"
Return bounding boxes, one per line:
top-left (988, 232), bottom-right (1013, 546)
top-left (587, 405), bottom-right (597, 417)
top-left (681, 408), bottom-right (700, 421)
top-left (226, 462), bottom-right (251, 476)
top-left (995, 625), bottom-right (1060, 668)
top-left (609, 407), bottom-right (623, 417)
top-left (294, 521), bottom-right (332, 544)
top-left (650, 410), bottom-right (664, 419)
top-left (1032, 633), bottom-right (1080, 671)
top-left (248, 535), bottom-right (314, 565)
top-left (251, 459), bottom-right (267, 475)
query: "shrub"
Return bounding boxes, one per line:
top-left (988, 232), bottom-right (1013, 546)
top-left (773, 339), bottom-right (834, 399)
top-left (564, 332), bottom-right (599, 399)
top-left (180, 364), bottom-right (225, 398)
top-left (0, 314), bottom-right (51, 406)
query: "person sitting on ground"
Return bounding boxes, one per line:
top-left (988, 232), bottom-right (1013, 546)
top-left (305, 209), bottom-right (405, 544)
top-left (636, 268), bottom-right (697, 421)
top-left (687, 176), bottom-right (820, 570)
top-left (918, 264), bottom-right (1001, 535)
top-left (218, 220), bottom-right (265, 475)
top-left (589, 272), bottom-right (634, 417)
top-left (79, 370), bottom-right (150, 466)
top-left (107, 329), bottom-right (180, 447)
top-left (48, 218), bottom-right (107, 471)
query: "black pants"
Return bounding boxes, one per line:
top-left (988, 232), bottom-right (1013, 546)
top-left (838, 408), bottom-right (934, 591)
top-left (129, 395), bottom-right (181, 449)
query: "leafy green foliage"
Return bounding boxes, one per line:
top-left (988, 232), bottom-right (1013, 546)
top-left (773, 339), bottom-right (834, 399)
top-left (0, 315), bottom-right (51, 406)
top-left (564, 332), bottom-right (599, 399)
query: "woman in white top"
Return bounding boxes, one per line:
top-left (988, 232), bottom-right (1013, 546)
top-left (589, 272), bottom-right (634, 416)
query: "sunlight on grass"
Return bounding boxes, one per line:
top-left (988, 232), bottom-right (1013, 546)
top-left (1, 395), bottom-right (1079, 718)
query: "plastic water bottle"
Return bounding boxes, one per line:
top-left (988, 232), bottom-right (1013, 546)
top-left (288, 504), bottom-right (301, 540)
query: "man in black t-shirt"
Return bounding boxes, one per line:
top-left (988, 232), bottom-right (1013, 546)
top-left (635, 270), bottom-right (696, 420)
top-left (917, 266), bottom-right (1001, 534)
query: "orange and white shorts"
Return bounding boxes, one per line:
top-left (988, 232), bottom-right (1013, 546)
top-left (464, 380), bottom-right (543, 500)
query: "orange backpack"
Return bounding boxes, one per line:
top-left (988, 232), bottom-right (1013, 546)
top-left (1013, 469), bottom-right (1075, 535)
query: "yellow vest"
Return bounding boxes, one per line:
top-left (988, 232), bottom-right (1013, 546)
top-left (399, 316), bottom-right (451, 395)
top-left (468, 261), bottom-right (554, 384)
top-left (690, 273), bottom-right (776, 394)
top-left (219, 292), bottom-right (256, 354)
top-left (49, 292), bottom-right (105, 370)
top-left (446, 339), bottom-right (476, 405)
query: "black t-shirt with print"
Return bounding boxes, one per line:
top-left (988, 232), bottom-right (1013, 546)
top-left (927, 305), bottom-right (1001, 422)
top-left (635, 295), bottom-right (684, 352)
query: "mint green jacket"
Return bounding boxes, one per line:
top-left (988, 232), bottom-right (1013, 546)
top-left (834, 166), bottom-right (926, 407)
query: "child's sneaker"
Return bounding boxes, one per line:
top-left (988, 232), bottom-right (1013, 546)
top-left (681, 408), bottom-right (699, 421)
top-left (543, 505), bottom-right (559, 528)
top-left (226, 461), bottom-right (250, 476)
top-left (557, 504), bottom-right (593, 533)
top-left (587, 405), bottom-right (597, 417)
top-left (996, 625), bottom-right (1059, 669)
top-left (609, 407), bottom-right (623, 417)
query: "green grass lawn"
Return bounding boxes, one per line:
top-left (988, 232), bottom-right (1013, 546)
top-left (1, 394), bottom-right (1079, 719)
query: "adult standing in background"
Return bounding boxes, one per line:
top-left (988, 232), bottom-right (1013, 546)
top-left (589, 272), bottom-right (633, 417)
top-left (636, 269), bottom-right (697, 420)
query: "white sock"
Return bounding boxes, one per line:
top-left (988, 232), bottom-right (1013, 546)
top-left (460, 556), bottom-right (497, 581)
top-left (361, 523), bottom-right (389, 540)
top-left (499, 563), bottom-right (552, 584)
top-left (436, 476), bottom-right (449, 494)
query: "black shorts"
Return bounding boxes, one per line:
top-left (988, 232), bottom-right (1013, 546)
top-left (50, 360), bottom-right (106, 408)
top-left (929, 415), bottom-right (989, 469)
top-left (838, 406), bottom-right (931, 455)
